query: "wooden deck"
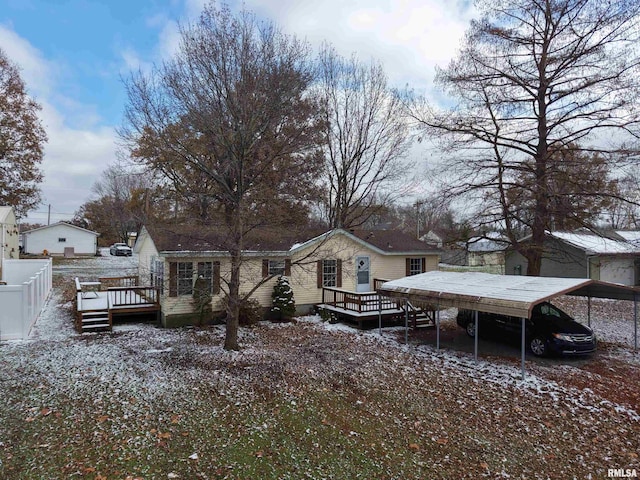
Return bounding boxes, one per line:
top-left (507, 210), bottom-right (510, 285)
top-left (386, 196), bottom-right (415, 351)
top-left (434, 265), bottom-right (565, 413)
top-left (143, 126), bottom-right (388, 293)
top-left (318, 281), bottom-right (435, 329)
top-left (75, 277), bottom-right (160, 333)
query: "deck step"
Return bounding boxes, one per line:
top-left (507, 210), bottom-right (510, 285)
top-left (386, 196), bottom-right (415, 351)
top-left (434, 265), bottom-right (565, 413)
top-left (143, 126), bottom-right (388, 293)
top-left (82, 311), bottom-right (109, 317)
top-left (82, 316), bottom-right (109, 323)
top-left (82, 323), bottom-right (111, 330)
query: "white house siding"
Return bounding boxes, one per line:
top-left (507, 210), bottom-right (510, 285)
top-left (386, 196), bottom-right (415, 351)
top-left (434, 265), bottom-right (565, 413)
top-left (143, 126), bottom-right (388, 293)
top-left (23, 223), bottom-right (98, 255)
top-left (599, 257), bottom-right (636, 285)
top-left (140, 229), bottom-right (441, 326)
top-left (1, 207), bottom-right (19, 279)
top-left (1, 207), bottom-right (19, 261)
top-left (136, 233), bottom-right (158, 284)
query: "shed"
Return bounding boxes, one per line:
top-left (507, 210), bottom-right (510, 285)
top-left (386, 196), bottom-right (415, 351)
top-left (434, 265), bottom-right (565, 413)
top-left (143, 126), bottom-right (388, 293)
top-left (506, 230), bottom-right (640, 285)
top-left (378, 271), bottom-right (639, 378)
top-left (22, 222), bottom-right (99, 256)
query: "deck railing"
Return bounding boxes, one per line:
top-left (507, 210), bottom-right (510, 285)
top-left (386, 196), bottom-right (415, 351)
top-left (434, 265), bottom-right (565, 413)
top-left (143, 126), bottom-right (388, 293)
top-left (99, 276), bottom-right (139, 289)
top-left (321, 287), bottom-right (398, 313)
top-left (373, 278), bottom-right (390, 291)
top-left (108, 286), bottom-right (159, 308)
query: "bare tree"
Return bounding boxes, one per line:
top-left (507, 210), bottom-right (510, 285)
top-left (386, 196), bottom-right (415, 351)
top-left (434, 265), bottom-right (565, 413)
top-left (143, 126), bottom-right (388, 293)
top-left (121, 3), bottom-right (323, 350)
top-left (316, 44), bottom-right (412, 229)
top-left (410, 0), bottom-right (640, 275)
top-left (605, 168), bottom-right (640, 229)
top-left (73, 164), bottom-right (158, 244)
top-left (0, 48), bottom-right (47, 218)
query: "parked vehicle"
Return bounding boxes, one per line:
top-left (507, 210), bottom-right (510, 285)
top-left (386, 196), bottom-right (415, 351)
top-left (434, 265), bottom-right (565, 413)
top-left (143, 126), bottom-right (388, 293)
top-left (109, 243), bottom-right (132, 256)
top-left (456, 302), bottom-right (596, 357)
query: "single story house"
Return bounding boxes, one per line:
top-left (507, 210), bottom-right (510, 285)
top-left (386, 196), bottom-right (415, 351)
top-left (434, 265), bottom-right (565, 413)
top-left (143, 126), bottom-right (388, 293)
top-left (505, 230), bottom-right (640, 286)
top-left (22, 222), bottom-right (99, 256)
top-left (467, 233), bottom-right (508, 271)
top-left (0, 206), bottom-right (20, 278)
top-left (134, 225), bottom-right (442, 327)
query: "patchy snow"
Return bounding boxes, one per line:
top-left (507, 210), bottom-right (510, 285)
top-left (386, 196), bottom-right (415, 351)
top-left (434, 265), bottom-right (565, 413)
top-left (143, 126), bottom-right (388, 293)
top-left (0, 252), bottom-right (638, 478)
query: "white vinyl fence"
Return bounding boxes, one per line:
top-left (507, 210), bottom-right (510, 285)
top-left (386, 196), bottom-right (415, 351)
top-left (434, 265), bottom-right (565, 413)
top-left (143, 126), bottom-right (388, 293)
top-left (0, 259), bottom-right (53, 340)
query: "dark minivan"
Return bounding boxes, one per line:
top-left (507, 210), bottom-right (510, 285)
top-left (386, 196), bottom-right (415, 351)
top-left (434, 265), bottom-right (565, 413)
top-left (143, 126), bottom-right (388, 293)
top-left (456, 302), bottom-right (596, 357)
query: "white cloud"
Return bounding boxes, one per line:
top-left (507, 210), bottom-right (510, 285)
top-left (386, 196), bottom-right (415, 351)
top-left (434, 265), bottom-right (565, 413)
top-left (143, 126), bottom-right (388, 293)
top-left (245, 0), bottom-right (477, 88)
top-left (0, 24), bottom-right (116, 223)
top-left (0, 24), bottom-right (53, 98)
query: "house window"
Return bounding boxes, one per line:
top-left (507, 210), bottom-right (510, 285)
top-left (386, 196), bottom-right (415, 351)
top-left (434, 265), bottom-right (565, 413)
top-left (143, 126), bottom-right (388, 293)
top-left (268, 260), bottom-right (286, 276)
top-left (154, 259), bottom-right (165, 295)
top-left (323, 259), bottom-right (337, 287)
top-left (409, 258), bottom-right (423, 276)
top-left (197, 262), bottom-right (214, 294)
top-left (177, 262), bottom-right (193, 296)
top-left (58, 238), bottom-right (66, 242)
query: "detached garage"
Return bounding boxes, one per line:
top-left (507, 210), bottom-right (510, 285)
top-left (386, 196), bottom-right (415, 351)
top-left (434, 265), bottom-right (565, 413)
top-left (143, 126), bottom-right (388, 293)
top-left (22, 222), bottom-right (99, 256)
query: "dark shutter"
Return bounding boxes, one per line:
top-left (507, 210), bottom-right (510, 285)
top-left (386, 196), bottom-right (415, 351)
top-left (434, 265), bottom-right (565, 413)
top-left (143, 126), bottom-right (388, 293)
top-left (262, 259), bottom-right (269, 278)
top-left (421, 257), bottom-right (426, 273)
top-left (336, 259), bottom-right (342, 288)
top-left (317, 260), bottom-right (322, 288)
top-left (406, 258), bottom-right (410, 276)
top-left (284, 259), bottom-right (291, 276)
top-left (213, 261), bottom-right (220, 294)
top-left (169, 262), bottom-right (177, 297)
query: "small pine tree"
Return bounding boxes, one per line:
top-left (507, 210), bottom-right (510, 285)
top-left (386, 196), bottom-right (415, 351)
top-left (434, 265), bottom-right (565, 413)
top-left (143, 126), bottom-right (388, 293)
top-left (193, 275), bottom-right (212, 326)
top-left (270, 275), bottom-right (296, 321)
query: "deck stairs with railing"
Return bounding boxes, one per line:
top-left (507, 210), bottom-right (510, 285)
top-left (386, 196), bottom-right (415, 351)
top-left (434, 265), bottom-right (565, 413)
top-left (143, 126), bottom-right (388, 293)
top-left (75, 276), bottom-right (160, 333)
top-left (318, 278), bottom-right (436, 329)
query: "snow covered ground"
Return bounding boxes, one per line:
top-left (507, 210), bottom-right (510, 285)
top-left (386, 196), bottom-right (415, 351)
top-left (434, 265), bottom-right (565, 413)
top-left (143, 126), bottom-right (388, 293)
top-left (0, 253), bottom-right (638, 478)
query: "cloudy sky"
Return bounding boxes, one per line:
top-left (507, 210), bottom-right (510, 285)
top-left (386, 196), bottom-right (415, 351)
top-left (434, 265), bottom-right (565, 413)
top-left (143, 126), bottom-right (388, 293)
top-left (1, 0), bottom-right (476, 224)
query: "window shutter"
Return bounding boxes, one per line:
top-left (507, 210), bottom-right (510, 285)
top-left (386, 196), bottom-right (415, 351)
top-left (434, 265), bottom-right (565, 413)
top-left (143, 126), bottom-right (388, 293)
top-left (213, 261), bottom-right (220, 294)
top-left (421, 257), bottom-right (426, 273)
top-left (169, 262), bottom-right (177, 297)
top-left (406, 258), bottom-right (410, 276)
top-left (337, 259), bottom-right (342, 288)
top-left (317, 260), bottom-right (322, 288)
top-left (284, 259), bottom-right (291, 276)
top-left (262, 259), bottom-right (269, 278)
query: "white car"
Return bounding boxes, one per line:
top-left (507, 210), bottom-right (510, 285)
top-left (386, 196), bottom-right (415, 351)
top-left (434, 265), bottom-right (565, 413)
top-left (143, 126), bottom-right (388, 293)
top-left (109, 243), bottom-right (133, 256)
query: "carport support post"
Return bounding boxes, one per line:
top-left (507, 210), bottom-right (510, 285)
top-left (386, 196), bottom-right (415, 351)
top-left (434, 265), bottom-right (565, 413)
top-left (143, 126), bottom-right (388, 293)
top-left (474, 310), bottom-right (478, 363)
top-left (378, 295), bottom-right (382, 336)
top-left (436, 302), bottom-right (440, 351)
top-left (587, 297), bottom-right (591, 328)
top-left (521, 318), bottom-right (526, 380)
top-left (405, 299), bottom-right (409, 345)
top-left (635, 295), bottom-right (638, 352)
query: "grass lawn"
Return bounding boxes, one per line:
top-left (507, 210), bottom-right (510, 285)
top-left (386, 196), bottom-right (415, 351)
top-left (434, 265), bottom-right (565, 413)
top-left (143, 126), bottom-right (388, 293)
top-left (0, 253), bottom-right (638, 479)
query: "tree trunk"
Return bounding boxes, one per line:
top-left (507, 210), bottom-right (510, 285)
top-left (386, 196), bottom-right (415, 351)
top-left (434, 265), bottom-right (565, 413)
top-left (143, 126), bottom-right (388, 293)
top-left (224, 249), bottom-right (241, 350)
top-left (224, 206), bottom-right (242, 351)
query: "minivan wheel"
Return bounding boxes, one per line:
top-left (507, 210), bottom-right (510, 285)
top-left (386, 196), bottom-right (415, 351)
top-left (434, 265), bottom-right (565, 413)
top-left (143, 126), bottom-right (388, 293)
top-left (530, 337), bottom-right (547, 356)
top-left (465, 321), bottom-right (476, 337)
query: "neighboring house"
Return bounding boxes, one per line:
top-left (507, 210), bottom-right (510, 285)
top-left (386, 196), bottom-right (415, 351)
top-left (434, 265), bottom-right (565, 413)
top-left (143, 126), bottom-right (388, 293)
top-left (505, 230), bottom-right (640, 286)
top-left (127, 232), bottom-right (138, 248)
top-left (0, 206), bottom-right (20, 278)
top-left (135, 226), bottom-right (442, 327)
top-left (467, 233), bottom-right (508, 270)
top-left (22, 222), bottom-right (99, 256)
top-left (419, 230), bottom-right (443, 248)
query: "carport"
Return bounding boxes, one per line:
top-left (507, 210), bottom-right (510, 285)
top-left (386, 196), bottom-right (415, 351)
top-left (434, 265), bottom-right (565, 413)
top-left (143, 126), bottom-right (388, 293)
top-left (377, 271), bottom-right (640, 379)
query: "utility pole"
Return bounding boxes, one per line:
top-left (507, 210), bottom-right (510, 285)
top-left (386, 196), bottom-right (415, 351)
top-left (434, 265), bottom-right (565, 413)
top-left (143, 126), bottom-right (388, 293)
top-left (47, 204), bottom-right (51, 225)
top-left (415, 201), bottom-right (422, 239)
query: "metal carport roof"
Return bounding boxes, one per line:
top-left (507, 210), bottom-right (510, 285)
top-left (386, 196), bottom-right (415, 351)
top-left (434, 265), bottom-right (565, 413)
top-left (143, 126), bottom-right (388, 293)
top-left (377, 271), bottom-right (639, 379)
top-left (378, 271), bottom-right (640, 319)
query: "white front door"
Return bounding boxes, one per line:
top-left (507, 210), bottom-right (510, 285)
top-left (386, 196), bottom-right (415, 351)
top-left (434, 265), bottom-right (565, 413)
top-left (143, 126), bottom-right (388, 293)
top-left (356, 256), bottom-right (370, 292)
